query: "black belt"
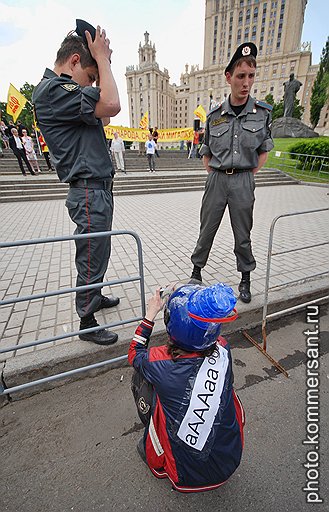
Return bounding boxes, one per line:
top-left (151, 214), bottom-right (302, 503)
top-left (217, 168), bottom-right (252, 175)
top-left (70, 179), bottom-right (112, 190)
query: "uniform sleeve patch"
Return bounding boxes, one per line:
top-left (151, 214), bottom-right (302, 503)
top-left (60, 83), bottom-right (79, 92)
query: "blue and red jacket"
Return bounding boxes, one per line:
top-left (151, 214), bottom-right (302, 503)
top-left (128, 318), bottom-right (245, 493)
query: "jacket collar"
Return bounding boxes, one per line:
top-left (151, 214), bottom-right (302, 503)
top-left (221, 95), bottom-right (256, 116)
top-left (42, 68), bottom-right (73, 80)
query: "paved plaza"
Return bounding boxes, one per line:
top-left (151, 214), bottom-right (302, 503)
top-left (0, 183), bottom-right (328, 391)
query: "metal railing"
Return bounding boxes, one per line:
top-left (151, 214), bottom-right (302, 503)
top-left (243, 208), bottom-right (329, 377)
top-left (0, 230), bottom-right (145, 396)
top-left (269, 151), bottom-right (329, 182)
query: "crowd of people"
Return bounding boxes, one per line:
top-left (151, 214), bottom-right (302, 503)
top-left (4, 16), bottom-right (274, 493)
top-left (0, 119), bottom-right (55, 174)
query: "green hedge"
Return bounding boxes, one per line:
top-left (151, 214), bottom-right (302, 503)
top-left (289, 138), bottom-right (329, 170)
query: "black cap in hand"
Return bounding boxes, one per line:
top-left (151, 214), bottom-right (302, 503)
top-left (75, 19), bottom-right (96, 45)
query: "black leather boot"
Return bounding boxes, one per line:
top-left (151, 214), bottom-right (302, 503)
top-left (95, 295), bottom-right (120, 312)
top-left (238, 272), bottom-right (251, 303)
top-left (189, 265), bottom-right (202, 284)
top-left (79, 313), bottom-right (118, 345)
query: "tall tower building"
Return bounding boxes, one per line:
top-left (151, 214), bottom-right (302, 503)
top-left (125, 32), bottom-right (175, 129)
top-left (204, 0), bottom-right (308, 68)
top-left (126, 1), bottom-right (319, 129)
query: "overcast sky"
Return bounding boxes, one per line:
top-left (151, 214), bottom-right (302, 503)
top-left (0, 0), bottom-right (328, 126)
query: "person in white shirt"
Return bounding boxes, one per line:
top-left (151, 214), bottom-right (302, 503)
top-left (111, 132), bottom-right (126, 173)
top-left (21, 129), bottom-right (41, 173)
top-left (145, 134), bottom-right (156, 172)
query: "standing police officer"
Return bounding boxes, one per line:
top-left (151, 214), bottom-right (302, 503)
top-left (33, 20), bottom-right (121, 345)
top-left (190, 42), bottom-right (274, 303)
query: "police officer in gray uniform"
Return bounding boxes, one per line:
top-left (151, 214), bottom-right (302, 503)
top-left (190, 42), bottom-right (274, 303)
top-left (33, 20), bottom-right (121, 345)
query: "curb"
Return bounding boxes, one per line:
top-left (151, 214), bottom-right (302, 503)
top-left (1, 278), bottom-right (328, 403)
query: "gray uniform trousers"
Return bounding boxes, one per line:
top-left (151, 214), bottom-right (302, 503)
top-left (191, 171), bottom-right (256, 273)
top-left (65, 187), bottom-right (114, 318)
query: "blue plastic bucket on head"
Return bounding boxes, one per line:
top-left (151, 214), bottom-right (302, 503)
top-left (187, 283), bottom-right (237, 329)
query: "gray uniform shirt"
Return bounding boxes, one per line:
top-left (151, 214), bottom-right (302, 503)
top-left (32, 69), bottom-right (113, 183)
top-left (199, 96), bottom-right (274, 170)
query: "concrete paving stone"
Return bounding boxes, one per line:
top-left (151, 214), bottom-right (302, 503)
top-left (0, 335), bottom-right (18, 357)
top-left (6, 283), bottom-right (23, 295)
top-left (6, 311), bottom-right (26, 330)
top-left (43, 296), bottom-right (59, 306)
top-left (0, 307), bottom-right (13, 325)
top-left (15, 345), bottom-right (35, 355)
top-left (56, 309), bottom-right (73, 324)
top-left (23, 316), bottom-right (40, 333)
top-left (40, 305), bottom-right (57, 321)
top-left (22, 276), bottom-right (38, 288)
top-left (28, 260), bottom-right (42, 269)
top-left (19, 286), bottom-right (34, 298)
top-left (47, 273), bottom-right (60, 284)
top-left (0, 279), bottom-right (11, 292)
top-left (38, 317), bottom-right (56, 330)
top-left (58, 276), bottom-right (72, 288)
top-left (26, 301), bottom-right (43, 317)
top-left (3, 326), bottom-right (21, 339)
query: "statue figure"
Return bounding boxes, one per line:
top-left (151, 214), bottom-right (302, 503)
top-left (283, 73), bottom-right (302, 117)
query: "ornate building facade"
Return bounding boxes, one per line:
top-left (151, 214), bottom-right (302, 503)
top-left (126, 0), bottom-right (319, 129)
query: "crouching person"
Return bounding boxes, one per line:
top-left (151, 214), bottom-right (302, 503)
top-left (128, 282), bottom-right (245, 493)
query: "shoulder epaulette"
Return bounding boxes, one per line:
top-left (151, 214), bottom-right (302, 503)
top-left (207, 103), bottom-right (222, 116)
top-left (255, 100), bottom-right (273, 111)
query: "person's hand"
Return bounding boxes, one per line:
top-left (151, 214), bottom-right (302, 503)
top-left (85, 25), bottom-right (112, 63)
top-left (145, 288), bottom-right (164, 322)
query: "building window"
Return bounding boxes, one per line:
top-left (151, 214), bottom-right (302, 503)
top-left (238, 10), bottom-right (243, 25)
top-left (254, 7), bottom-right (259, 20)
top-left (245, 27), bottom-right (250, 39)
top-left (252, 25), bottom-right (257, 40)
top-left (237, 28), bottom-right (242, 43)
top-left (246, 9), bottom-right (250, 24)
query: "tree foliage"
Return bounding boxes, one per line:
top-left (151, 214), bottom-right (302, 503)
top-left (18, 82), bottom-right (35, 132)
top-left (265, 94), bottom-right (304, 121)
top-left (310, 37), bottom-right (329, 128)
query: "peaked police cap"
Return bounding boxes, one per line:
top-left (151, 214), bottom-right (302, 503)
top-left (224, 42), bottom-right (257, 75)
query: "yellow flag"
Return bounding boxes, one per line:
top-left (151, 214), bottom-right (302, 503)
top-left (193, 105), bottom-right (207, 123)
top-left (139, 111), bottom-right (149, 129)
top-left (6, 84), bottom-right (27, 122)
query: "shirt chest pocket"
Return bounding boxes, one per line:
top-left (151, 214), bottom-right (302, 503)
top-left (209, 123), bottom-right (230, 151)
top-left (241, 120), bottom-right (264, 149)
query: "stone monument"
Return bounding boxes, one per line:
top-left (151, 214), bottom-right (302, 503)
top-left (272, 73), bottom-right (318, 138)
top-left (283, 73), bottom-right (302, 118)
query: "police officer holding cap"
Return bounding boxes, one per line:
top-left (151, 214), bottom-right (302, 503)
top-left (190, 42), bottom-right (274, 303)
top-left (33, 20), bottom-right (121, 345)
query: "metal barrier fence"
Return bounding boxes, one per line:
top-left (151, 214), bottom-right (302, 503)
top-left (269, 151), bottom-right (329, 182)
top-left (0, 230), bottom-right (146, 396)
top-left (243, 207), bottom-right (329, 377)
